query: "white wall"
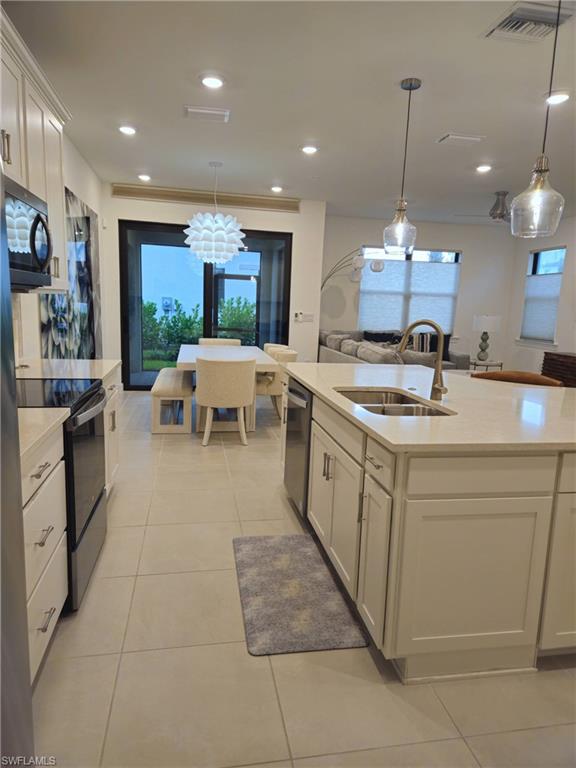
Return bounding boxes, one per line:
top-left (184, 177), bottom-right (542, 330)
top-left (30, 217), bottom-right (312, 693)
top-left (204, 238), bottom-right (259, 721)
top-left (504, 216), bottom-right (576, 372)
top-left (99, 190), bottom-right (326, 361)
top-left (321, 215), bottom-right (516, 363)
top-left (17, 136), bottom-right (104, 360)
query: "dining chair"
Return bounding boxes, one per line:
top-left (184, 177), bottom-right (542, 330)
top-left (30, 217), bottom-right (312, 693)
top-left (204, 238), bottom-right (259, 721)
top-left (256, 348), bottom-right (298, 417)
top-left (198, 338), bottom-right (241, 346)
top-left (471, 371), bottom-right (563, 387)
top-left (195, 357), bottom-right (256, 446)
top-left (263, 343), bottom-right (289, 355)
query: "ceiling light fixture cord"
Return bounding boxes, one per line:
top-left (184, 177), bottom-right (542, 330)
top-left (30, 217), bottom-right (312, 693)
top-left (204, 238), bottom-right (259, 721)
top-left (400, 87), bottom-right (413, 199)
top-left (213, 164), bottom-right (219, 212)
top-left (542, 0), bottom-right (562, 155)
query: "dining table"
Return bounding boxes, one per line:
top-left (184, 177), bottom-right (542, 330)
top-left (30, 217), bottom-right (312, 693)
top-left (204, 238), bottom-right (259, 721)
top-left (176, 344), bottom-right (280, 433)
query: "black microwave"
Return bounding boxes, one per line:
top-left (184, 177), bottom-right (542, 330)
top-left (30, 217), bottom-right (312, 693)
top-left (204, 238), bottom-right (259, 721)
top-left (3, 175), bottom-right (52, 291)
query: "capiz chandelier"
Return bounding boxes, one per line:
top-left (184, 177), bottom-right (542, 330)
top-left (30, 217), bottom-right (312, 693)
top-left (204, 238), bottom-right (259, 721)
top-left (184, 162), bottom-right (245, 264)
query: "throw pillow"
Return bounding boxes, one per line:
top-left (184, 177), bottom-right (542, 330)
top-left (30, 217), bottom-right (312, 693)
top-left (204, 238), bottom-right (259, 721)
top-left (340, 339), bottom-right (362, 357)
top-left (363, 330), bottom-right (405, 344)
top-left (399, 350), bottom-right (437, 368)
top-left (318, 330), bottom-right (331, 346)
top-left (325, 333), bottom-right (351, 351)
top-left (412, 332), bottom-right (452, 362)
top-left (357, 342), bottom-right (404, 365)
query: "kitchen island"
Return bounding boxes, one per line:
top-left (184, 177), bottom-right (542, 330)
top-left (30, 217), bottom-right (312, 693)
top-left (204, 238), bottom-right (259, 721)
top-left (284, 362), bottom-right (576, 683)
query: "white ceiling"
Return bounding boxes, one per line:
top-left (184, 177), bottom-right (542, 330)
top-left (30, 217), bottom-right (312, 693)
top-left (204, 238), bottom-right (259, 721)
top-left (5, 1), bottom-right (575, 222)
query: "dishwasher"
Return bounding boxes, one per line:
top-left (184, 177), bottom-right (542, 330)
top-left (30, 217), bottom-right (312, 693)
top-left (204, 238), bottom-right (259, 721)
top-left (283, 378), bottom-right (312, 517)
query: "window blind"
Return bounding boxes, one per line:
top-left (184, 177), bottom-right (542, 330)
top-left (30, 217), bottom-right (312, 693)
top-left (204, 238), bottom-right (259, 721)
top-left (358, 259), bottom-right (460, 333)
top-left (520, 273), bottom-right (562, 342)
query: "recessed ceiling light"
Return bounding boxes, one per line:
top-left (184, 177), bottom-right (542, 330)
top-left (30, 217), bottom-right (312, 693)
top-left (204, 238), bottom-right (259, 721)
top-left (138, 174), bottom-right (151, 182)
top-left (201, 75), bottom-right (224, 89)
top-left (301, 145), bottom-right (318, 155)
top-left (546, 91), bottom-right (569, 105)
top-left (476, 164), bottom-right (492, 173)
top-left (119, 125), bottom-right (136, 136)
top-left (270, 185), bottom-right (283, 193)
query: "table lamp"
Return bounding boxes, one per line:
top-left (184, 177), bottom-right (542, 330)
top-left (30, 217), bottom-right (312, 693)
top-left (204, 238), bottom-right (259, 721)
top-left (473, 315), bottom-right (501, 361)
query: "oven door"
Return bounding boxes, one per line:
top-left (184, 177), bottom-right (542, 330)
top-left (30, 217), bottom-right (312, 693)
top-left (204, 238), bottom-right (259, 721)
top-left (65, 387), bottom-right (107, 546)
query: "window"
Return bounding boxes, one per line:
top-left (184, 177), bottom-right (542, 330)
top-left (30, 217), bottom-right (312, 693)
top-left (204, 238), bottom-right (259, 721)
top-left (358, 248), bottom-right (461, 333)
top-left (520, 247), bottom-right (566, 343)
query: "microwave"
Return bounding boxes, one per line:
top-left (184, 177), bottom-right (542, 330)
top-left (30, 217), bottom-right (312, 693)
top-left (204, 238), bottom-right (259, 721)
top-left (3, 175), bottom-right (52, 291)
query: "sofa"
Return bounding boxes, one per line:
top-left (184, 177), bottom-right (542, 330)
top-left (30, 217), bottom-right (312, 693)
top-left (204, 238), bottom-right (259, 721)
top-left (318, 329), bottom-right (470, 370)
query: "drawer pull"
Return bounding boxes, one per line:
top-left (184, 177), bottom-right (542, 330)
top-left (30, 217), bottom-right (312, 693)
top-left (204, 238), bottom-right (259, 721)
top-left (37, 607), bottom-right (56, 633)
top-left (35, 525), bottom-right (55, 548)
top-left (366, 454), bottom-right (383, 470)
top-left (31, 462), bottom-right (51, 480)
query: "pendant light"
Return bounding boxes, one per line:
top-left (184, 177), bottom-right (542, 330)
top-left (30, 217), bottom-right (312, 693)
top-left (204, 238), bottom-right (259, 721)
top-left (184, 161), bottom-right (246, 264)
top-left (511, 0), bottom-right (565, 238)
top-left (383, 77), bottom-right (421, 256)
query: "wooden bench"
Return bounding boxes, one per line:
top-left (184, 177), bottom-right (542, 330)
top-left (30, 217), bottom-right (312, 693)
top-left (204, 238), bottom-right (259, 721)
top-left (151, 368), bottom-right (194, 434)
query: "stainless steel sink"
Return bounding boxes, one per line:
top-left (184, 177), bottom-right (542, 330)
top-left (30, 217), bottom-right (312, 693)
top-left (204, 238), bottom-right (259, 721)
top-left (361, 403), bottom-right (450, 417)
top-left (337, 389), bottom-right (420, 406)
top-left (335, 388), bottom-right (453, 417)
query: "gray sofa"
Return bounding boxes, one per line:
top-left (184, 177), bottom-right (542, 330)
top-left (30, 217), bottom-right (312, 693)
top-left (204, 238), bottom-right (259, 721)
top-left (318, 330), bottom-right (470, 370)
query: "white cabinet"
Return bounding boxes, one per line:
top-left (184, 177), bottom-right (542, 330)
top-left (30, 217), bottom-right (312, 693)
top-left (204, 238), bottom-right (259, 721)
top-left (308, 420), bottom-right (363, 597)
top-left (1, 48), bottom-right (26, 185)
top-left (540, 493), bottom-right (576, 650)
top-left (23, 82), bottom-right (47, 200)
top-left (394, 496), bottom-right (552, 656)
top-left (104, 383), bottom-right (120, 491)
top-left (357, 474), bottom-right (392, 646)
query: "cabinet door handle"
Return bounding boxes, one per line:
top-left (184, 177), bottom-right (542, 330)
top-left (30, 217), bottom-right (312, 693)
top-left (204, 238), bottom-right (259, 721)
top-left (110, 410), bottom-right (117, 432)
top-left (31, 461), bottom-right (51, 480)
top-left (37, 607), bottom-right (56, 633)
top-left (1, 130), bottom-right (12, 164)
top-left (282, 406), bottom-right (287, 425)
top-left (366, 454), bottom-right (383, 470)
top-left (321, 452), bottom-right (327, 478)
top-left (35, 525), bottom-right (54, 547)
top-left (326, 454), bottom-right (334, 481)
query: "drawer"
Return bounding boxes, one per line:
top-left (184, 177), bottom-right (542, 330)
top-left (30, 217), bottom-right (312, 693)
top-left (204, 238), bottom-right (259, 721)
top-left (558, 454), bottom-right (576, 493)
top-left (21, 426), bottom-right (64, 507)
top-left (313, 397), bottom-right (364, 463)
top-left (23, 460), bottom-right (66, 599)
top-left (365, 437), bottom-right (396, 494)
top-left (103, 365), bottom-right (122, 393)
top-left (27, 532), bottom-right (67, 682)
top-left (407, 454), bottom-right (558, 497)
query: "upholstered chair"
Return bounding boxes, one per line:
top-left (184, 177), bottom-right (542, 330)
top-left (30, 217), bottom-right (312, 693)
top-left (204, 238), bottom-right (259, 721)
top-left (256, 348), bottom-right (298, 417)
top-left (195, 357), bottom-right (256, 446)
top-left (199, 338), bottom-right (241, 346)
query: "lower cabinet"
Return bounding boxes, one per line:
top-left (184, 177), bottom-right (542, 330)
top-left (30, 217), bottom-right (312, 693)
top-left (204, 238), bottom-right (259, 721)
top-left (394, 496), bottom-right (552, 656)
top-left (308, 420), bottom-right (363, 597)
top-left (357, 474), bottom-right (392, 645)
top-left (540, 493), bottom-right (576, 650)
top-left (104, 383), bottom-right (120, 491)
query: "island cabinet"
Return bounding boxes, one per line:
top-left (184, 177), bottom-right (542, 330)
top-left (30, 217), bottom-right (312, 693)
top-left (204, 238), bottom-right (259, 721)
top-left (539, 453), bottom-right (576, 650)
top-left (103, 367), bottom-right (122, 492)
top-left (385, 453), bottom-right (556, 679)
top-left (308, 401), bottom-right (365, 598)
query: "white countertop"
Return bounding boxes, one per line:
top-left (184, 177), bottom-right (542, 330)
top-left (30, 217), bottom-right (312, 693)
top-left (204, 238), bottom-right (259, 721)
top-left (285, 363), bottom-right (576, 453)
top-left (177, 345), bottom-right (278, 371)
top-left (18, 407), bottom-right (69, 462)
top-left (15, 358), bottom-right (121, 381)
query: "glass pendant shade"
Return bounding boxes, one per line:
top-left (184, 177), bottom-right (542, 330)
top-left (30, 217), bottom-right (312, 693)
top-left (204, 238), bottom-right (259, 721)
top-left (184, 212), bottom-right (246, 264)
top-left (510, 156), bottom-right (564, 238)
top-left (383, 199), bottom-right (417, 257)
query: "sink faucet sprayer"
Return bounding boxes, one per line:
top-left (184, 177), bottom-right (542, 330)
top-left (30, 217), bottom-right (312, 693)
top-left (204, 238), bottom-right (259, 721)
top-left (398, 319), bottom-right (448, 402)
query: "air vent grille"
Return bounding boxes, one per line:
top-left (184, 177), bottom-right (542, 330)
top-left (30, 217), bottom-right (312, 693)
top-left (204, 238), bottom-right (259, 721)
top-left (437, 133), bottom-right (485, 145)
top-left (485, 2), bottom-right (574, 42)
top-left (184, 106), bottom-right (230, 123)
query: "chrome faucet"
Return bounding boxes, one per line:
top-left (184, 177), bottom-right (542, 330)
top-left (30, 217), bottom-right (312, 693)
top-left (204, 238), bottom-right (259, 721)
top-left (398, 319), bottom-right (448, 402)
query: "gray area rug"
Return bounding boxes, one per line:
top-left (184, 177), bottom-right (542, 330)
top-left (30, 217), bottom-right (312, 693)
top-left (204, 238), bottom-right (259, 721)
top-left (233, 535), bottom-right (368, 656)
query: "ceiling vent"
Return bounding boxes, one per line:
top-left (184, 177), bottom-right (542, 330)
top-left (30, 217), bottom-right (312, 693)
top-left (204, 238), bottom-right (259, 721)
top-left (436, 133), bottom-right (485, 145)
top-left (183, 106), bottom-right (230, 123)
top-left (485, 2), bottom-right (574, 42)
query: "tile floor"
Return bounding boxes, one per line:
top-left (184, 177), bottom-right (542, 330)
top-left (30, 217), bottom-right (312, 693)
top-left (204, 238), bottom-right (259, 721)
top-left (33, 392), bottom-right (576, 767)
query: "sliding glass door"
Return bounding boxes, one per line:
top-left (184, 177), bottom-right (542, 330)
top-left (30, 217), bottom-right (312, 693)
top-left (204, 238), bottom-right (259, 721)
top-left (119, 221), bottom-right (291, 388)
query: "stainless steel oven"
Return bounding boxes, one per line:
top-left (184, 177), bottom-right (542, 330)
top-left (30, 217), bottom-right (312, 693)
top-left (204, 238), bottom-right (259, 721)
top-left (64, 385), bottom-right (107, 609)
